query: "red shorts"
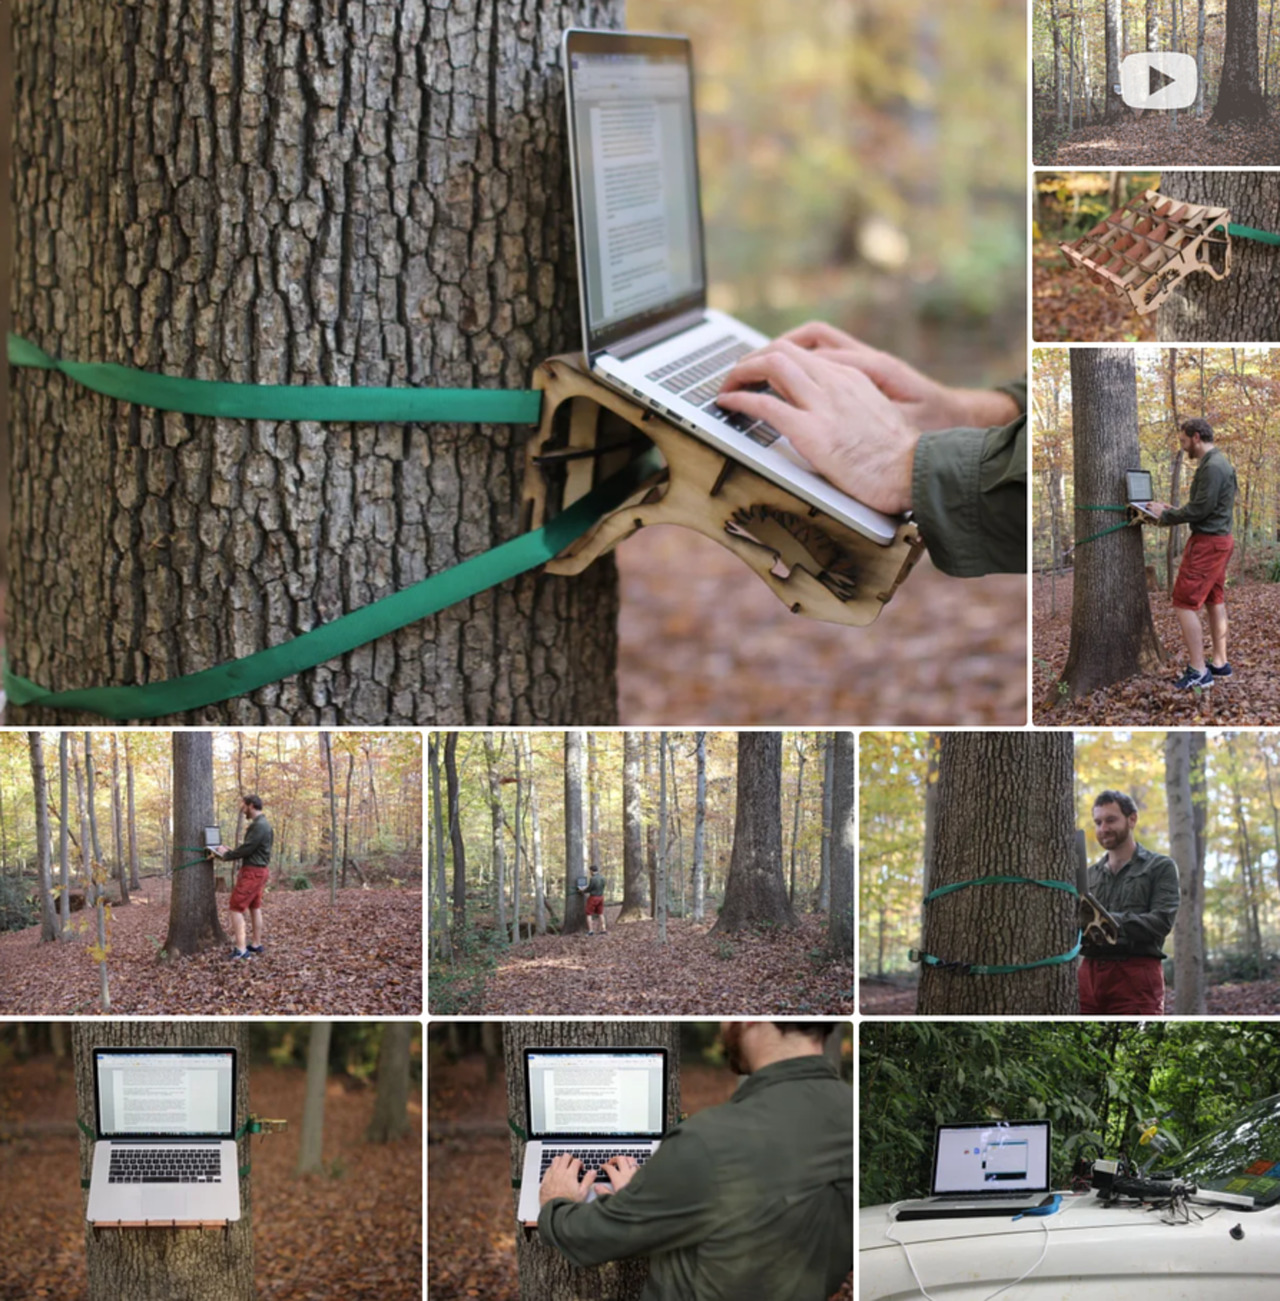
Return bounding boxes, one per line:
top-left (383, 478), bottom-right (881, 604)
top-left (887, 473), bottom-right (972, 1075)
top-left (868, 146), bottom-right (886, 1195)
top-left (229, 867), bottom-right (269, 913)
top-left (585, 895), bottom-right (604, 916)
top-left (1171, 533), bottom-right (1233, 610)
top-left (1078, 956), bottom-right (1164, 1015)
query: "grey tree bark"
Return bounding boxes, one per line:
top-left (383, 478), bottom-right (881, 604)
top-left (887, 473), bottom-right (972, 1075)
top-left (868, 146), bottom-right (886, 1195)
top-left (164, 731), bottom-right (227, 956)
top-left (58, 732), bottom-right (71, 927)
top-left (618, 730), bottom-right (650, 922)
top-left (916, 733), bottom-right (1078, 1015)
top-left (1156, 173), bottom-right (1280, 341)
top-left (524, 734), bottom-right (548, 934)
top-left (111, 735), bottom-right (129, 906)
top-left (504, 1020), bottom-right (681, 1301)
top-left (8, 0), bottom-right (625, 726)
top-left (445, 731), bottom-right (467, 939)
top-left (29, 730), bottom-right (60, 941)
top-left (1104, 0), bottom-right (1124, 122)
top-left (818, 731), bottom-right (833, 912)
top-left (693, 731), bottom-right (707, 922)
top-left (73, 1021), bottom-right (253, 1301)
top-left (713, 732), bottom-right (797, 933)
top-left (563, 730), bottom-right (587, 935)
top-left (1167, 731), bottom-right (1206, 1015)
top-left (366, 1021), bottom-right (414, 1143)
top-left (1060, 349), bottom-right (1164, 698)
top-left (1211, 0), bottom-right (1266, 124)
top-left (484, 734), bottom-right (509, 943)
top-left (297, 1020), bottom-right (333, 1175)
top-left (587, 732), bottom-right (601, 869)
top-left (657, 731), bottom-right (669, 942)
top-left (321, 732), bottom-right (338, 905)
top-left (827, 731), bottom-right (855, 960)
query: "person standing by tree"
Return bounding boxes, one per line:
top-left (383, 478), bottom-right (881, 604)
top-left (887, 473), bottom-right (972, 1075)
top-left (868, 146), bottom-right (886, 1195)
top-left (1148, 418), bottom-right (1238, 690)
top-left (1079, 791), bottom-right (1180, 1016)
top-left (578, 864), bottom-right (608, 937)
top-left (216, 795), bottom-right (274, 960)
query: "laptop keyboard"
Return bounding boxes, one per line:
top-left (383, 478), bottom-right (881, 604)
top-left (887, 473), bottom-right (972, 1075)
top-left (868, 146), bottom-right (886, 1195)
top-left (645, 335), bottom-right (781, 448)
top-left (539, 1148), bottom-right (652, 1181)
top-left (109, 1149), bottom-right (222, 1183)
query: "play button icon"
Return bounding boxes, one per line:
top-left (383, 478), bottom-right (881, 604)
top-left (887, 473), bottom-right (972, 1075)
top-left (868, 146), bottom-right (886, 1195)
top-left (1121, 52), bottom-right (1198, 110)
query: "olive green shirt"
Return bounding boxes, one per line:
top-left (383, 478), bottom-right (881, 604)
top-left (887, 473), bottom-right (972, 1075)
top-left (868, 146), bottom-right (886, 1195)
top-left (1082, 842), bottom-right (1179, 961)
top-left (587, 871), bottom-right (606, 898)
top-left (1158, 446), bottom-right (1237, 535)
top-left (219, 816), bottom-right (273, 867)
top-left (910, 377), bottom-right (1026, 578)
top-left (537, 1056), bottom-right (853, 1301)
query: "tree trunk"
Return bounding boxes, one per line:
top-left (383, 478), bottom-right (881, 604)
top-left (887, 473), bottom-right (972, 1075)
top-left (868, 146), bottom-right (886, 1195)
top-left (366, 1022), bottom-right (414, 1143)
top-left (111, 734), bottom-right (129, 906)
top-left (512, 738), bottom-right (524, 942)
top-left (693, 731), bottom-right (707, 922)
top-left (1157, 173), bottom-right (1280, 340)
top-left (618, 731), bottom-right (650, 922)
top-left (827, 731), bottom-right (855, 960)
top-left (1166, 349), bottom-right (1184, 594)
top-left (1053, 5), bottom-right (1064, 128)
top-left (7, 0), bottom-right (625, 726)
top-left (445, 732), bottom-right (467, 940)
top-left (484, 735), bottom-right (509, 944)
top-left (524, 734), bottom-right (548, 934)
top-left (1167, 731), bottom-right (1206, 1014)
top-left (818, 732), bottom-right (834, 912)
top-left (1060, 349), bottom-right (1164, 697)
top-left (322, 732), bottom-right (338, 906)
top-left (1104, 0), bottom-right (1124, 121)
top-left (29, 731), bottom-right (60, 941)
top-left (58, 732), bottom-right (71, 928)
top-left (563, 731), bottom-right (587, 935)
top-left (712, 733), bottom-right (796, 933)
top-left (74, 737), bottom-right (112, 1012)
top-left (72, 1021), bottom-right (253, 1301)
top-left (342, 749), bottom-right (355, 890)
top-left (428, 733), bottom-right (452, 962)
top-left (164, 732), bottom-right (227, 956)
top-left (85, 733), bottom-right (105, 875)
top-left (504, 1021), bottom-right (680, 1301)
top-left (788, 736), bottom-right (806, 907)
top-left (657, 732), bottom-right (669, 943)
top-left (297, 1021), bottom-right (332, 1175)
top-left (587, 732), bottom-right (601, 870)
top-left (916, 733), bottom-right (1078, 1015)
top-left (1195, 0), bottom-right (1208, 115)
top-left (1211, 0), bottom-right (1266, 124)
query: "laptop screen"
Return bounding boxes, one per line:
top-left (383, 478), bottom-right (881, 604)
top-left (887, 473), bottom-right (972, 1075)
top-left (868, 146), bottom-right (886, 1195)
top-left (94, 1048), bottom-right (236, 1140)
top-left (525, 1048), bottom-right (667, 1139)
top-left (932, 1121), bottom-right (1051, 1194)
top-left (565, 31), bottom-right (707, 354)
top-left (1126, 470), bottom-right (1154, 501)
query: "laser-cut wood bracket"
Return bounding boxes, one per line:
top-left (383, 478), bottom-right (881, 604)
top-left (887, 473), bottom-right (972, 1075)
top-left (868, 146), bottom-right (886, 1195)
top-left (521, 354), bottom-right (925, 627)
top-left (1059, 190), bottom-right (1231, 316)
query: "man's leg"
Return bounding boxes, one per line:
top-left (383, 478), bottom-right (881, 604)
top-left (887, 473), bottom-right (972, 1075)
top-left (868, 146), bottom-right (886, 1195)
top-left (1103, 959), bottom-right (1165, 1015)
top-left (230, 909), bottom-right (246, 952)
top-left (1174, 606), bottom-right (1206, 674)
top-left (1077, 958), bottom-right (1104, 1016)
top-left (250, 908), bottom-right (264, 947)
top-left (1207, 601), bottom-right (1228, 667)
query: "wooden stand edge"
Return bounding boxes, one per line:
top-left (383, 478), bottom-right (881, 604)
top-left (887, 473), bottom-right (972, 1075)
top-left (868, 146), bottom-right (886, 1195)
top-left (521, 355), bottom-right (924, 628)
top-left (89, 1219), bottom-right (230, 1230)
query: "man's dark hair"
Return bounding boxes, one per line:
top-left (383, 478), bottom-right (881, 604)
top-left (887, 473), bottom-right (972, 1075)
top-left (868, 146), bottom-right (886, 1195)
top-left (771, 1021), bottom-right (838, 1042)
top-left (1093, 790), bottom-right (1137, 818)
top-left (1180, 417), bottom-right (1214, 443)
top-left (242, 793), bottom-right (264, 811)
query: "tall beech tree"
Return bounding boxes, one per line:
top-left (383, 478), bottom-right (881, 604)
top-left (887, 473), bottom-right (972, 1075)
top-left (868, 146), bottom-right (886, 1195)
top-left (916, 732), bottom-right (1078, 1016)
top-left (1212, 0), bottom-right (1267, 125)
top-left (617, 731), bottom-right (650, 922)
top-left (164, 731), bottom-right (227, 957)
top-left (1167, 731), bottom-right (1206, 1015)
top-left (827, 731), bottom-right (855, 960)
top-left (366, 1022), bottom-right (414, 1144)
top-left (562, 731), bottom-right (588, 936)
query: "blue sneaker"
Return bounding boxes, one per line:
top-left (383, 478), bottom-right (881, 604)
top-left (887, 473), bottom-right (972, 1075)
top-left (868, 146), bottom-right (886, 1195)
top-left (1209, 662), bottom-right (1233, 678)
top-left (1173, 666), bottom-right (1213, 690)
top-left (230, 948), bottom-right (250, 960)
top-left (247, 944), bottom-right (264, 955)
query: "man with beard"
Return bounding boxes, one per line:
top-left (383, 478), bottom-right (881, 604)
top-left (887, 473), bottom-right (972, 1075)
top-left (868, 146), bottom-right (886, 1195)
top-left (1079, 791), bottom-right (1179, 1015)
top-left (535, 1022), bottom-right (852, 1299)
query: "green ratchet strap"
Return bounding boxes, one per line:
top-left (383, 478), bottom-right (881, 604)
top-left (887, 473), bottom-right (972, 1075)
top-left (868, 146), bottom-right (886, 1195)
top-left (1074, 503), bottom-right (1133, 548)
top-left (1227, 222), bottom-right (1280, 246)
top-left (7, 332), bottom-right (542, 424)
top-left (910, 875), bottom-right (1083, 975)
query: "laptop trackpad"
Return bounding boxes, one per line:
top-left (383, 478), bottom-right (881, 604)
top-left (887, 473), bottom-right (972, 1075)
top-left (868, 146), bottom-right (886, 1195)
top-left (142, 1187), bottom-right (187, 1221)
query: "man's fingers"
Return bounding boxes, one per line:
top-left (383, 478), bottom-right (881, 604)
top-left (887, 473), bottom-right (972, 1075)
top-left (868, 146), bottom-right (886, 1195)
top-left (718, 344), bottom-right (821, 408)
top-left (712, 387), bottom-right (801, 435)
top-left (778, 320), bottom-right (858, 352)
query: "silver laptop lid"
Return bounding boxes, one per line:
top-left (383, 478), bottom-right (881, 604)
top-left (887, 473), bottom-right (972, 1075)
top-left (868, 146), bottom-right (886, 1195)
top-left (563, 29), bottom-right (708, 360)
top-left (930, 1120), bottom-right (1052, 1195)
top-left (1127, 469), bottom-right (1153, 501)
top-left (93, 1047), bottom-right (236, 1141)
top-left (524, 1047), bottom-right (668, 1141)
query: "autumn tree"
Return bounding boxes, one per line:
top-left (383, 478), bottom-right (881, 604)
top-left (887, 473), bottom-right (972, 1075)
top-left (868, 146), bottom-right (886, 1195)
top-left (484, 734), bottom-right (510, 944)
top-left (29, 731), bottom-right (60, 942)
top-left (617, 732), bottom-right (650, 923)
top-left (7, 0), bottom-right (625, 726)
top-left (504, 1020), bottom-right (681, 1301)
top-left (164, 732), bottom-right (227, 957)
top-left (562, 731), bottom-right (588, 936)
top-left (1059, 348), bottom-right (1164, 698)
top-left (367, 1022), bottom-right (415, 1144)
top-left (1212, 0), bottom-right (1267, 125)
top-left (827, 731), bottom-right (855, 959)
top-left (297, 1021), bottom-right (333, 1176)
top-left (72, 1021), bottom-right (253, 1301)
top-left (446, 733), bottom-right (467, 939)
top-left (916, 732), bottom-right (1078, 1016)
top-left (1167, 731), bottom-right (1206, 1014)
top-left (1103, 0), bottom-right (1124, 122)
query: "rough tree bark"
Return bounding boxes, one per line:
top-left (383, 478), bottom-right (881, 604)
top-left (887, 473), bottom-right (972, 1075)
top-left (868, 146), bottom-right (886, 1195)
top-left (446, 731), bottom-right (467, 939)
top-left (1167, 731), bottom-right (1206, 1015)
top-left (1211, 0), bottom-right (1267, 124)
top-left (428, 732), bottom-right (452, 961)
top-left (125, 735), bottom-right (140, 892)
top-left (657, 732), bottom-right (669, 942)
top-left (164, 731), bottom-right (227, 956)
top-left (73, 1021), bottom-right (253, 1301)
top-left (29, 731), bottom-right (60, 941)
top-left (618, 731), bottom-right (650, 922)
top-left (563, 730), bottom-right (587, 935)
top-left (58, 733), bottom-right (71, 928)
top-left (827, 731), bottom-right (854, 959)
top-left (712, 733), bottom-right (796, 933)
top-left (297, 1020), bottom-right (332, 1175)
top-left (818, 731), bottom-right (833, 911)
top-left (504, 1020), bottom-right (680, 1301)
top-left (366, 1021), bottom-right (414, 1143)
top-left (1059, 349), bottom-right (1164, 698)
top-left (1157, 173), bottom-right (1280, 341)
top-left (1104, 0), bottom-right (1124, 122)
top-left (693, 731), bottom-right (707, 922)
top-left (483, 734), bottom-right (509, 944)
top-left (110, 735), bottom-right (129, 906)
top-left (916, 733), bottom-right (1078, 1016)
top-left (322, 732), bottom-right (338, 905)
top-left (8, 0), bottom-right (625, 726)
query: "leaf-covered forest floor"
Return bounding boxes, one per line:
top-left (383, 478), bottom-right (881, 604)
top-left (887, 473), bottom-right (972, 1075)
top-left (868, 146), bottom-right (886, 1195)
top-left (1032, 239), bottom-right (1156, 343)
top-left (1032, 572), bottom-right (1280, 725)
top-left (433, 908), bottom-right (853, 1016)
top-left (0, 877), bottom-right (422, 1016)
top-left (0, 1054), bottom-right (421, 1301)
top-left (1036, 108), bottom-right (1280, 168)
top-left (617, 530), bottom-right (1026, 725)
top-left (428, 1050), bottom-right (852, 1301)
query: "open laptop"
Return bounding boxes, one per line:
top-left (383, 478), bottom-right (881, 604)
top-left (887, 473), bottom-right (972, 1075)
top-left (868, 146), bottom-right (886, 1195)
top-left (86, 1046), bottom-right (241, 1225)
top-left (516, 1046), bottom-right (668, 1222)
top-left (562, 28), bottom-right (900, 546)
top-left (203, 826), bottom-right (222, 850)
top-left (894, 1120), bottom-right (1054, 1220)
top-left (1127, 469), bottom-right (1159, 519)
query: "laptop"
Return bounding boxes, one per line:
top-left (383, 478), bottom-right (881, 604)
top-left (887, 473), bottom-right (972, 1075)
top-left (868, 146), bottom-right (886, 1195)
top-left (86, 1046), bottom-right (241, 1225)
top-left (894, 1120), bottom-right (1054, 1221)
top-left (561, 28), bottom-right (900, 546)
top-left (203, 826), bottom-right (222, 850)
top-left (516, 1046), bottom-right (668, 1222)
top-left (1127, 469), bottom-right (1160, 519)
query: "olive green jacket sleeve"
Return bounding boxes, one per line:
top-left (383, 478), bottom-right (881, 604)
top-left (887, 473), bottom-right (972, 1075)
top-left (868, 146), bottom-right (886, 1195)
top-left (219, 816), bottom-right (272, 865)
top-left (1157, 448), bottom-right (1236, 534)
top-left (909, 378), bottom-right (1027, 577)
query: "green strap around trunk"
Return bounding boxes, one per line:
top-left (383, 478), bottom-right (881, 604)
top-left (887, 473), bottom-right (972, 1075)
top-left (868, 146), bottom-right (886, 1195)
top-left (1074, 503), bottom-right (1133, 548)
top-left (1227, 222), bottom-right (1280, 246)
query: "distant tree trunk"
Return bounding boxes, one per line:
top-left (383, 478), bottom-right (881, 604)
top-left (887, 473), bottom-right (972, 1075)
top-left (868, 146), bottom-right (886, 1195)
top-left (788, 736), bottom-right (806, 907)
top-left (110, 735), bottom-right (128, 906)
top-left (124, 738), bottom-right (140, 891)
top-left (342, 750), bottom-right (355, 889)
top-left (297, 1021), bottom-right (333, 1176)
top-left (1212, 0), bottom-right (1266, 124)
top-left (84, 732), bottom-right (105, 875)
top-left (657, 732), bottom-right (669, 943)
top-left (618, 731), bottom-right (650, 922)
top-left (693, 731), bottom-right (707, 922)
top-left (1195, 0), bottom-right (1208, 115)
top-left (366, 1022), bottom-right (414, 1143)
top-left (74, 737), bottom-right (111, 1012)
top-left (827, 731), bottom-right (855, 959)
top-left (445, 733), bottom-right (467, 940)
top-left (73, 1021), bottom-right (254, 1301)
top-left (1157, 173), bottom-right (1280, 340)
top-left (29, 731), bottom-right (60, 941)
top-left (587, 732), bottom-right (601, 868)
top-left (1229, 738), bottom-right (1265, 971)
top-left (921, 734), bottom-right (941, 897)
top-left (563, 731), bottom-right (588, 935)
top-left (321, 733), bottom-right (338, 906)
top-left (428, 734), bottom-right (453, 962)
top-left (1167, 731), bottom-right (1206, 1014)
top-left (1166, 349), bottom-right (1184, 594)
top-left (484, 735), bottom-right (509, 944)
top-left (917, 733), bottom-right (1078, 1015)
top-left (818, 732), bottom-right (834, 911)
top-left (713, 733), bottom-right (796, 933)
top-left (164, 732), bottom-right (227, 957)
top-left (58, 733), bottom-right (71, 927)
top-left (1104, 0), bottom-right (1124, 121)
top-left (644, 735), bottom-right (658, 916)
top-left (524, 735), bottom-right (547, 934)
top-left (1059, 349), bottom-right (1164, 697)
top-left (505, 1021), bottom-right (680, 1300)
top-left (1053, 4), bottom-right (1064, 127)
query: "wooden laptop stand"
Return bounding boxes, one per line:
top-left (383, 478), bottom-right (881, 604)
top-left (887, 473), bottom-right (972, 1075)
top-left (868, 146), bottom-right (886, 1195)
top-left (91, 1219), bottom-right (230, 1232)
top-left (522, 356), bottom-right (924, 627)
